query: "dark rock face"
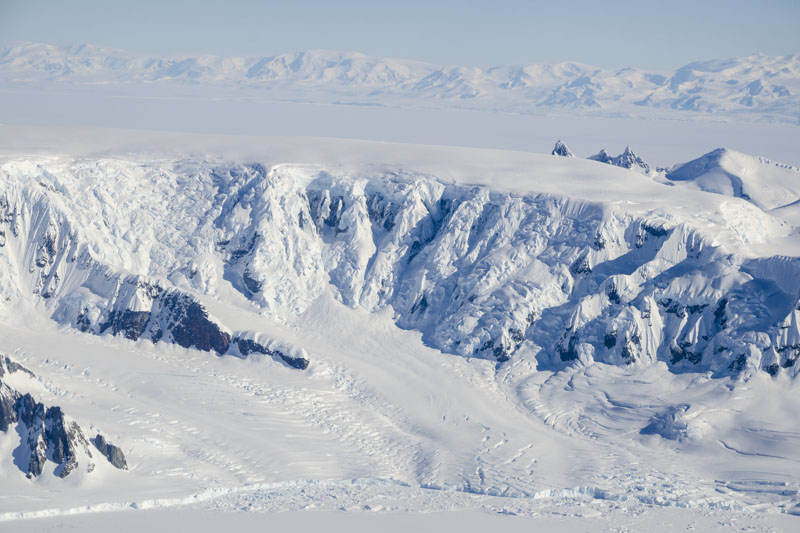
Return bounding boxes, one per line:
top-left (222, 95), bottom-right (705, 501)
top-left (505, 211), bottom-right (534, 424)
top-left (612, 146), bottom-right (650, 172)
top-left (0, 355), bottom-right (35, 379)
top-left (9, 181), bottom-right (305, 371)
top-left (588, 149), bottom-right (613, 164)
top-left (235, 337), bottom-right (310, 370)
top-left (44, 406), bottom-right (86, 478)
top-left (93, 434), bottom-right (128, 470)
top-left (551, 140), bottom-right (575, 157)
top-left (101, 310), bottom-right (151, 341)
top-left (0, 356), bottom-right (32, 432)
top-left (0, 385), bottom-right (17, 432)
top-left (587, 146), bottom-right (650, 172)
top-left (94, 280), bottom-right (232, 354)
top-left (14, 394), bottom-right (48, 478)
top-left (0, 358), bottom-right (104, 479)
top-left (161, 292), bottom-right (231, 353)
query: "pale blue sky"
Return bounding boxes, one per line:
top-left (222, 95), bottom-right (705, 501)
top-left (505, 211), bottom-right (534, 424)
top-left (2, 0), bottom-right (798, 69)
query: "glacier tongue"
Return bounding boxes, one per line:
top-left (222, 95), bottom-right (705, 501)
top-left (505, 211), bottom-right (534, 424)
top-left (0, 154), bottom-right (798, 378)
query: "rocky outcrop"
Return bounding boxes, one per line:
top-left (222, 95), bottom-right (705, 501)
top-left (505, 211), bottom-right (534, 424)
top-left (0, 183), bottom-right (306, 369)
top-left (93, 434), bottom-right (127, 470)
top-left (4, 157), bottom-right (800, 380)
top-left (0, 355), bottom-right (126, 478)
top-left (234, 337), bottom-right (310, 370)
top-left (11, 393), bottom-right (92, 478)
top-left (612, 146), bottom-right (650, 172)
top-left (587, 146), bottom-right (650, 173)
top-left (13, 393), bottom-right (48, 477)
top-left (588, 149), bottom-right (613, 164)
top-left (95, 282), bottom-right (232, 353)
top-left (551, 140), bottom-right (575, 157)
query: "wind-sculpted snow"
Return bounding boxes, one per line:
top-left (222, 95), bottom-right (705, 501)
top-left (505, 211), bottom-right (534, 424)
top-left (1, 154), bottom-right (798, 378)
top-left (2, 42), bottom-right (799, 123)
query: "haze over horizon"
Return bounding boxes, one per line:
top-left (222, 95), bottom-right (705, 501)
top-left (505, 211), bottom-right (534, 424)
top-left (2, 0), bottom-right (799, 70)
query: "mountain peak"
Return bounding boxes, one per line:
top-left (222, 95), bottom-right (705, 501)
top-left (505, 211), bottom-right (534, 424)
top-left (588, 149), bottom-right (613, 164)
top-left (612, 145), bottom-right (649, 172)
top-left (552, 140), bottom-right (575, 157)
top-left (666, 147), bottom-right (800, 210)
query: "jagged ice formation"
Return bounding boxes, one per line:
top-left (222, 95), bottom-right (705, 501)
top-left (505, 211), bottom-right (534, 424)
top-left (1, 153), bottom-right (798, 379)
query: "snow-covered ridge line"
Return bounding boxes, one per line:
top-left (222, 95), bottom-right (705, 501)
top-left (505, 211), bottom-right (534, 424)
top-left (1, 152), bottom-right (799, 377)
top-left (2, 41), bottom-right (799, 122)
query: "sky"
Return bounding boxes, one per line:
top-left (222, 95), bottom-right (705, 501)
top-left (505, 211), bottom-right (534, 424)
top-left (1, 0), bottom-right (799, 69)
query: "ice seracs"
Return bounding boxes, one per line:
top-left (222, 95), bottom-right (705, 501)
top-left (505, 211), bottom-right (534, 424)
top-left (1, 139), bottom-right (800, 522)
top-left (1, 146), bottom-right (798, 377)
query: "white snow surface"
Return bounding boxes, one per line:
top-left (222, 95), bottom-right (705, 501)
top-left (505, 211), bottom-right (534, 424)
top-left (1, 131), bottom-right (800, 528)
top-left (2, 42), bottom-right (799, 124)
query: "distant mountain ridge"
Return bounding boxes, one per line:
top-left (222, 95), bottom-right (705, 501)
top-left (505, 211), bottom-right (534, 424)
top-left (1, 41), bottom-right (798, 123)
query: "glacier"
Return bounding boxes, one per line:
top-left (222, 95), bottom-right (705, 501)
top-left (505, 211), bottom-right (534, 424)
top-left (2, 133), bottom-right (800, 528)
top-left (1, 144), bottom-right (799, 378)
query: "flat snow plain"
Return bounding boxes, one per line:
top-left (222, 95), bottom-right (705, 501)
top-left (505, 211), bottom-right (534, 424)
top-left (1, 127), bottom-right (800, 531)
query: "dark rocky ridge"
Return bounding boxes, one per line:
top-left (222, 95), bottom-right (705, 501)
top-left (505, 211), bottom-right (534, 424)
top-left (93, 434), bottom-right (128, 470)
top-left (551, 140), bottom-right (575, 157)
top-left (70, 277), bottom-right (307, 369)
top-left (235, 338), bottom-right (310, 370)
top-left (0, 356), bottom-right (128, 478)
top-left (0, 191), bottom-right (309, 370)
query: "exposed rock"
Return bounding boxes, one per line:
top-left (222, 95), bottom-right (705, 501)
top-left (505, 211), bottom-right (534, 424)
top-left (93, 282), bottom-right (232, 354)
top-left (588, 149), bottom-right (613, 164)
top-left (551, 140), bottom-right (575, 157)
top-left (612, 146), bottom-right (650, 172)
top-left (160, 292), bottom-right (231, 353)
top-left (14, 394), bottom-right (48, 478)
top-left (0, 356), bottom-right (33, 432)
top-left (587, 146), bottom-right (650, 173)
top-left (0, 383), bottom-right (18, 432)
top-left (234, 337), bottom-right (310, 370)
top-left (44, 406), bottom-right (85, 478)
top-left (0, 358), bottom-right (101, 479)
top-left (93, 434), bottom-right (128, 470)
top-left (5, 157), bottom-right (800, 378)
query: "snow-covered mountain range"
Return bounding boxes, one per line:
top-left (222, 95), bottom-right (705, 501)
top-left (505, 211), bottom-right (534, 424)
top-left (2, 132), bottom-right (800, 525)
top-left (2, 42), bottom-right (799, 123)
top-left (2, 141), bottom-right (799, 378)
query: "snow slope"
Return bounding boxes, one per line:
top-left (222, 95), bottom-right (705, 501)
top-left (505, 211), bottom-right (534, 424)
top-left (1, 133), bottom-right (800, 527)
top-left (666, 148), bottom-right (800, 211)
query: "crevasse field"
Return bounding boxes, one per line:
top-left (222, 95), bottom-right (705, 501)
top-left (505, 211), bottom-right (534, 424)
top-left (1, 41), bottom-right (800, 532)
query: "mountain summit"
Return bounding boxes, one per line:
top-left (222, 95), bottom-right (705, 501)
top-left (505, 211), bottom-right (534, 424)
top-left (666, 147), bottom-right (800, 211)
top-left (588, 149), bottom-right (613, 164)
top-left (586, 146), bottom-right (649, 173)
top-left (551, 140), bottom-right (575, 157)
top-left (612, 146), bottom-right (650, 172)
